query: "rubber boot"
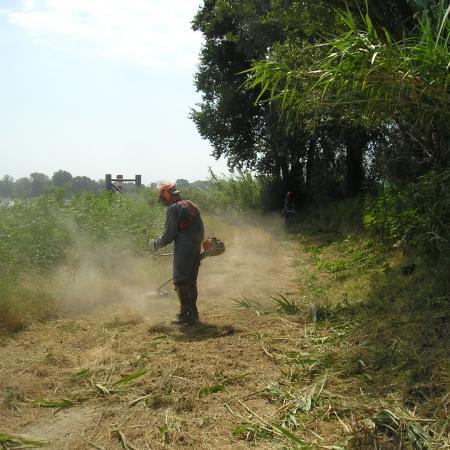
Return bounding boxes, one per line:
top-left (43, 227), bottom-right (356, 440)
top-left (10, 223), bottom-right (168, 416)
top-left (173, 285), bottom-right (197, 326)
top-left (174, 287), bottom-right (188, 321)
top-left (187, 285), bottom-right (199, 322)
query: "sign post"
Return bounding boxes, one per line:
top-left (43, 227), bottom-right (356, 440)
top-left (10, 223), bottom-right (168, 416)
top-left (105, 174), bottom-right (142, 192)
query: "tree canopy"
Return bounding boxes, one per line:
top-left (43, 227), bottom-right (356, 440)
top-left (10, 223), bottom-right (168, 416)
top-left (192, 0), bottom-right (449, 204)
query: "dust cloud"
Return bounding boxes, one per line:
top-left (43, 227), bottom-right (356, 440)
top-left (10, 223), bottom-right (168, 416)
top-left (48, 213), bottom-right (297, 324)
top-left (199, 214), bottom-right (297, 307)
top-left (50, 240), bottom-right (172, 318)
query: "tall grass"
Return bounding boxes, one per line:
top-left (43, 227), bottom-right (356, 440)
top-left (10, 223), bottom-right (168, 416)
top-left (245, 1), bottom-right (450, 130)
top-left (0, 176), bottom-right (271, 331)
top-left (185, 171), bottom-right (269, 212)
top-left (0, 187), bottom-right (164, 331)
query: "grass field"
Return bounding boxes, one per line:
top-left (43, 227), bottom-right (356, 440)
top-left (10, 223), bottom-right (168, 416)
top-left (0, 189), bottom-right (448, 449)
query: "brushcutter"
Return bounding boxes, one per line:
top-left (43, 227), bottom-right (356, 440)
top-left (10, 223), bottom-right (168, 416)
top-left (147, 237), bottom-right (225, 299)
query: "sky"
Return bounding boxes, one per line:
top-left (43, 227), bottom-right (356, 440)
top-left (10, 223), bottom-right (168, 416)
top-left (0, 0), bottom-right (229, 184)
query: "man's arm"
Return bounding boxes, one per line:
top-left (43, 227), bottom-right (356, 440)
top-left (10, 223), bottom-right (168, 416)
top-left (154, 204), bottom-right (179, 250)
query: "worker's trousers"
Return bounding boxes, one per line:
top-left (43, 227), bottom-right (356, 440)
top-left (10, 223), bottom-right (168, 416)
top-left (175, 285), bottom-right (199, 325)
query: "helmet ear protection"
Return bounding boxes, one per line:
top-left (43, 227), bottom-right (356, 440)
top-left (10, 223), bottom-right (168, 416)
top-left (159, 183), bottom-right (179, 205)
top-left (161, 189), bottom-right (174, 204)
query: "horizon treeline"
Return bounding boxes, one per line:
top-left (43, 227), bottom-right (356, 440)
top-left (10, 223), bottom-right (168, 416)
top-left (0, 170), bottom-right (211, 198)
top-left (0, 171), bottom-right (105, 198)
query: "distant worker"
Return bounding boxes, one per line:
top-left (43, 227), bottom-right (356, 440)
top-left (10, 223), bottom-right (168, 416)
top-left (149, 183), bottom-right (205, 326)
top-left (282, 191), bottom-right (295, 225)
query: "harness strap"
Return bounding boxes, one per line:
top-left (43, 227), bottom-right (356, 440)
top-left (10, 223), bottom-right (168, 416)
top-left (177, 200), bottom-right (200, 230)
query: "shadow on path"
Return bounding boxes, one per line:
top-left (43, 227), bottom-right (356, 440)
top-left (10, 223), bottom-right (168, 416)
top-left (148, 322), bottom-right (239, 342)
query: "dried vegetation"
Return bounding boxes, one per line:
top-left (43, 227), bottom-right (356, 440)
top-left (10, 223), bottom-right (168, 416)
top-left (0, 217), bottom-right (448, 449)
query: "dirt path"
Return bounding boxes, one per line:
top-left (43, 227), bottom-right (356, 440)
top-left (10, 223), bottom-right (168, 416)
top-left (0, 219), bottom-right (301, 449)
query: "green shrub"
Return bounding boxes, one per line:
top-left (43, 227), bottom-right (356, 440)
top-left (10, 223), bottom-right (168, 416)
top-left (363, 170), bottom-right (450, 256)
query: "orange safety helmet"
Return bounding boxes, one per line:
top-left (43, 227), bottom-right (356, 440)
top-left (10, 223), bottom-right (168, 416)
top-left (159, 183), bottom-right (180, 205)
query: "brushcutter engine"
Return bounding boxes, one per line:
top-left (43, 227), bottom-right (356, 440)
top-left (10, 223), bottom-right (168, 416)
top-left (200, 236), bottom-right (225, 260)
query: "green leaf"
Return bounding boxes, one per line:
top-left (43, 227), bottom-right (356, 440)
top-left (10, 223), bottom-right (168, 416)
top-left (0, 432), bottom-right (48, 447)
top-left (272, 425), bottom-right (308, 447)
top-left (113, 369), bottom-right (147, 386)
top-left (435, 4), bottom-right (450, 46)
top-left (31, 399), bottom-right (73, 408)
top-left (198, 384), bottom-right (225, 397)
top-left (72, 369), bottom-right (91, 379)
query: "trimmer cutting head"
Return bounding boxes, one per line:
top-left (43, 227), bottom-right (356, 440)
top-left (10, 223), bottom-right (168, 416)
top-left (145, 277), bottom-right (173, 299)
top-left (145, 289), bottom-right (169, 299)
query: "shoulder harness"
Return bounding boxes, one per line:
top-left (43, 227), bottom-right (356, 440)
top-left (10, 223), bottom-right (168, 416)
top-left (177, 200), bottom-right (200, 230)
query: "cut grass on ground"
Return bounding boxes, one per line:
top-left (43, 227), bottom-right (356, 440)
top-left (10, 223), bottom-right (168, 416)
top-left (0, 222), bottom-right (448, 449)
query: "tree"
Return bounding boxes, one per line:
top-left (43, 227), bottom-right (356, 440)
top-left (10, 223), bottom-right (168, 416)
top-left (245, 1), bottom-right (450, 185)
top-left (191, 180), bottom-right (210, 190)
top-left (29, 172), bottom-right (50, 197)
top-left (192, 0), bottom-right (401, 203)
top-left (52, 170), bottom-right (73, 187)
top-left (192, 0), bottom-right (308, 186)
top-left (71, 176), bottom-right (100, 193)
top-left (0, 175), bottom-right (14, 198)
top-left (176, 179), bottom-right (190, 189)
top-left (14, 177), bottom-right (32, 198)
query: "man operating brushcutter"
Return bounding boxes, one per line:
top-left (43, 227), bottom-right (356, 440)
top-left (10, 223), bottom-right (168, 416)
top-left (149, 183), bottom-right (204, 326)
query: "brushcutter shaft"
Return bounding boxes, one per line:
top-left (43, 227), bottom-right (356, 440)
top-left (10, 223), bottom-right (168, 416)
top-left (156, 242), bottom-right (223, 288)
top-left (155, 277), bottom-right (173, 291)
top-left (148, 237), bottom-right (225, 300)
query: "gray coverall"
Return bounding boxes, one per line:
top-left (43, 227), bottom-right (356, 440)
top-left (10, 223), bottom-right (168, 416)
top-left (154, 200), bottom-right (204, 285)
top-left (154, 199), bottom-right (204, 324)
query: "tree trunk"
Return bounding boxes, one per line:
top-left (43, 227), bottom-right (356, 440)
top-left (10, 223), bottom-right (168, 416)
top-left (344, 128), bottom-right (368, 197)
top-left (306, 138), bottom-right (316, 189)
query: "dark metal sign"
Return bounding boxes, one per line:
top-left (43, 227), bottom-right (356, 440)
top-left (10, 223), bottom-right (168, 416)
top-left (105, 174), bottom-right (142, 192)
